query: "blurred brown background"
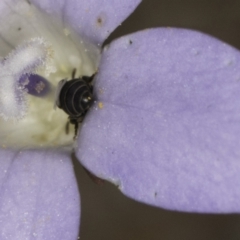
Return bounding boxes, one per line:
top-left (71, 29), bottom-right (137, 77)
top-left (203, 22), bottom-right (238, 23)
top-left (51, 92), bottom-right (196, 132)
top-left (74, 0), bottom-right (240, 239)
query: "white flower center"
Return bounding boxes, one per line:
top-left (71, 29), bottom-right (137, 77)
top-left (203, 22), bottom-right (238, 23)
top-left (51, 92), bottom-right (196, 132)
top-left (0, 2), bottom-right (100, 149)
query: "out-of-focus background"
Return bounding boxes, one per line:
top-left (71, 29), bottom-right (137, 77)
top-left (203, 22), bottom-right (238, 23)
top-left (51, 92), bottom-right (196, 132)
top-left (74, 0), bottom-right (240, 239)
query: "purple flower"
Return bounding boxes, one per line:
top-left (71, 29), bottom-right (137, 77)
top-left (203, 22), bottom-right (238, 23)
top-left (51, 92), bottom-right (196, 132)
top-left (1, 0), bottom-right (240, 239)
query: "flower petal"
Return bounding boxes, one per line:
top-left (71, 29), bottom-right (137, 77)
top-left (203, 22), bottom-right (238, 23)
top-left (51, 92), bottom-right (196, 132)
top-left (76, 28), bottom-right (240, 213)
top-left (0, 148), bottom-right (80, 239)
top-left (31, 0), bottom-right (142, 45)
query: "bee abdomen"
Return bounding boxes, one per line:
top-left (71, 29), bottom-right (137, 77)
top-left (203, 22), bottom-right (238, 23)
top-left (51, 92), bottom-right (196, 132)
top-left (58, 78), bottom-right (93, 118)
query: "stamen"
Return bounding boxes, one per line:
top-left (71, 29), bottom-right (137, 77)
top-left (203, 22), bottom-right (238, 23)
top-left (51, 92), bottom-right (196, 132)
top-left (0, 38), bottom-right (55, 121)
top-left (19, 74), bottom-right (51, 97)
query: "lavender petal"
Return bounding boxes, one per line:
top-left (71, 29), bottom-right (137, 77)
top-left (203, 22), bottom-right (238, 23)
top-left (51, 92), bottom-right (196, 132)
top-left (76, 28), bottom-right (240, 213)
top-left (0, 148), bottom-right (80, 239)
top-left (31, 0), bottom-right (141, 44)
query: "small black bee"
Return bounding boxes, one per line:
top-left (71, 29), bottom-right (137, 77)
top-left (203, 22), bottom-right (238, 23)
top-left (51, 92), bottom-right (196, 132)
top-left (55, 69), bottom-right (94, 137)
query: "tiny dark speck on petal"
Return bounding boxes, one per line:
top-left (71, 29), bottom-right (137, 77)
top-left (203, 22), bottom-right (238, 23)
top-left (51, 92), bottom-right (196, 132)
top-left (96, 13), bottom-right (107, 27)
top-left (97, 17), bottom-right (103, 26)
top-left (129, 40), bottom-right (133, 45)
top-left (154, 192), bottom-right (158, 197)
top-left (18, 27), bottom-right (21, 31)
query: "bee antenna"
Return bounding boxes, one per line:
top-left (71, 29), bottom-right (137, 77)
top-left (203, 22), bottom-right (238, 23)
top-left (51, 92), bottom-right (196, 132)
top-left (72, 68), bottom-right (76, 79)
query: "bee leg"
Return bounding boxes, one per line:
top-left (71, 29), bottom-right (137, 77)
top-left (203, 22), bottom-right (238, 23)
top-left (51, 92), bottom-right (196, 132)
top-left (72, 68), bottom-right (76, 79)
top-left (65, 120), bottom-right (70, 134)
top-left (74, 122), bottom-right (79, 139)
